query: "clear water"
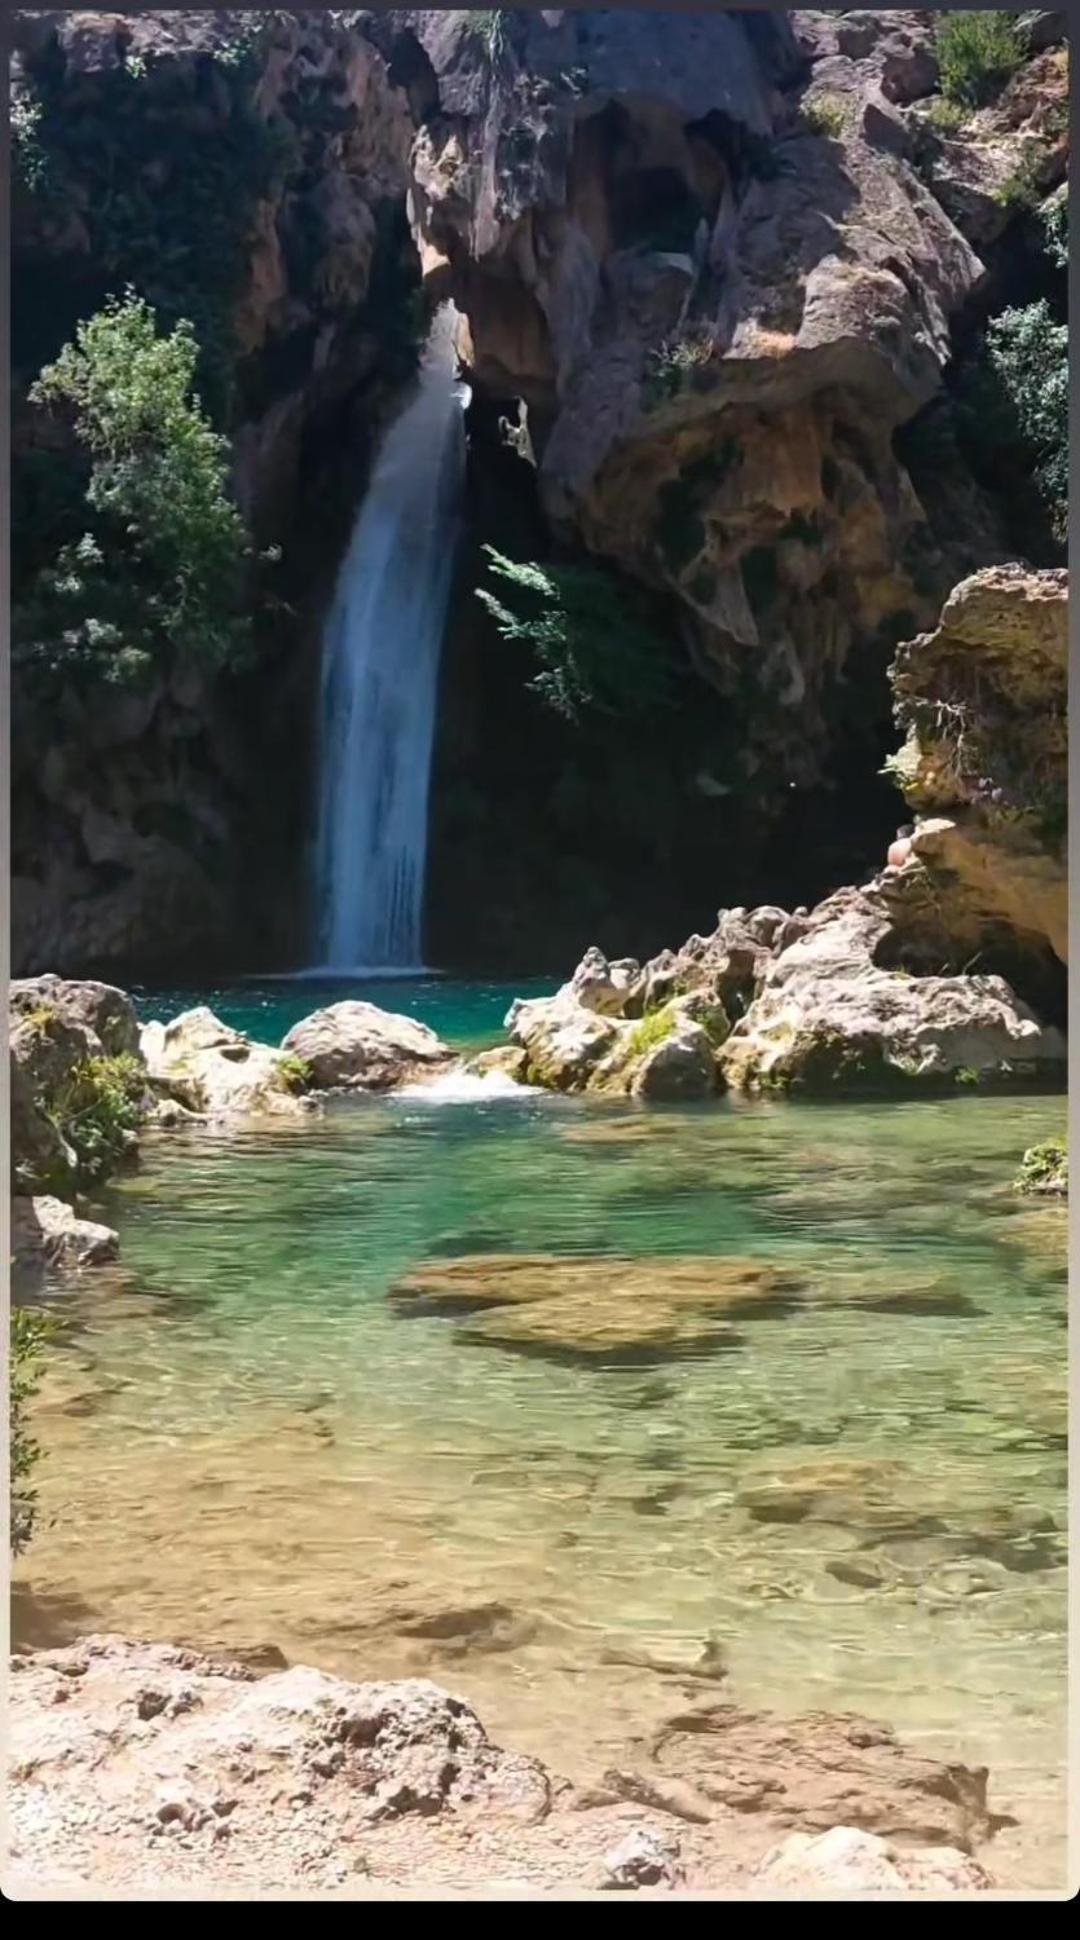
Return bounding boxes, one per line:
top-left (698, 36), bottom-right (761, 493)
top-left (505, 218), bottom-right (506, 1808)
top-left (17, 982), bottom-right (1067, 1887)
top-left (312, 305), bottom-right (468, 971)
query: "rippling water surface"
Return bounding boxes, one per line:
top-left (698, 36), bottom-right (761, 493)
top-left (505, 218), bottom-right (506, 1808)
top-left (15, 981), bottom-right (1068, 1887)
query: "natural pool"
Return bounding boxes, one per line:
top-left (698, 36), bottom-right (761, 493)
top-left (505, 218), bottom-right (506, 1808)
top-left (14, 981), bottom-right (1068, 1888)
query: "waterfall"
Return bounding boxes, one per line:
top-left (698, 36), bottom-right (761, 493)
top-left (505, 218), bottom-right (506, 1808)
top-left (312, 305), bottom-right (468, 972)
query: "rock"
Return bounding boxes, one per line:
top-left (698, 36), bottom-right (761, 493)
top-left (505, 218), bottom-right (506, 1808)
top-left (718, 882), bottom-right (1066, 1094)
top-left (11, 1195), bottom-right (119, 1272)
top-left (1014, 1139), bottom-right (1067, 1197)
top-left (569, 946), bottom-right (641, 1016)
top-left (754, 1825), bottom-right (994, 1893)
top-left (390, 1252), bottom-right (801, 1365)
top-left (8, 1635), bottom-right (552, 1878)
top-left (141, 1009), bottom-right (312, 1122)
top-left (466, 1045), bottom-right (531, 1083)
top-left (649, 1703), bottom-right (1008, 1849)
top-left (598, 1826), bottom-right (682, 1890)
top-left (9, 1051), bottom-right (77, 1198)
top-left (890, 568), bottom-right (1067, 966)
top-left (280, 1001), bottom-right (453, 1091)
top-left (10, 974), bottom-right (141, 1057)
top-left (505, 975), bottom-right (623, 1091)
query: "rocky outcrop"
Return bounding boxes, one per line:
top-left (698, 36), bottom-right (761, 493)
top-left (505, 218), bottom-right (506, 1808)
top-left (9, 974), bottom-right (146, 1195)
top-left (504, 963), bottom-right (728, 1101)
top-left (140, 1008), bottom-right (315, 1123)
top-left (280, 1001), bottom-right (454, 1091)
top-left (389, 6), bottom-right (993, 789)
top-left (717, 881), bottom-right (1066, 1094)
top-left (7, 1633), bottom-right (1006, 1894)
top-left (889, 567), bottom-right (1067, 970)
top-left (907, 33), bottom-right (1068, 248)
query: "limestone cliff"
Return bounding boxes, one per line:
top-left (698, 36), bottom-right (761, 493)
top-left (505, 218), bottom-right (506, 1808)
top-left (9, 10), bottom-right (1069, 976)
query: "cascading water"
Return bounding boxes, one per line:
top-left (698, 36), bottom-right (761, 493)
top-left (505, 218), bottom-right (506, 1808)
top-left (312, 305), bottom-right (469, 972)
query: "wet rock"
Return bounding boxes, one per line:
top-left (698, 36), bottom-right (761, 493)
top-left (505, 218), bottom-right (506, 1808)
top-left (755, 1825), bottom-right (994, 1893)
top-left (391, 1252), bottom-right (800, 1364)
top-left (11, 1195), bottom-right (119, 1272)
top-left (598, 1825), bottom-right (682, 1890)
top-left (281, 1001), bottom-right (454, 1091)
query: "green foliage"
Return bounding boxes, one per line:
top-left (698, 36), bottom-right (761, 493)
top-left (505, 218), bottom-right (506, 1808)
top-left (476, 547), bottom-right (680, 722)
top-left (1041, 189), bottom-right (1068, 269)
top-left (924, 95), bottom-right (970, 135)
top-left (44, 1054), bottom-right (147, 1187)
top-left (14, 35), bottom-right (295, 412)
top-left (11, 91), bottom-right (52, 193)
top-left (276, 1053), bottom-right (314, 1095)
top-left (985, 298), bottom-right (1068, 540)
top-left (626, 1004), bottom-right (678, 1059)
top-left (643, 331), bottom-right (718, 407)
top-left (802, 94), bottom-right (850, 139)
top-left (10, 1309), bottom-right (56, 1557)
top-left (15, 294), bottom-right (256, 690)
top-left (954, 1065), bottom-right (984, 1089)
top-left (993, 147), bottom-right (1042, 212)
top-left (1014, 1138), bottom-right (1067, 1195)
top-left (935, 12), bottom-right (1022, 108)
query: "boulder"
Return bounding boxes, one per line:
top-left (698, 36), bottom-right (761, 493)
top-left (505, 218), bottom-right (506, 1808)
top-left (718, 884), bottom-right (1066, 1094)
top-left (141, 1009), bottom-right (312, 1122)
top-left (10, 974), bottom-right (141, 1057)
top-left (280, 1001), bottom-right (453, 1091)
top-left (598, 1826), bottom-right (683, 1891)
top-left (754, 1825), bottom-right (994, 1893)
top-left (11, 1195), bottom-right (119, 1272)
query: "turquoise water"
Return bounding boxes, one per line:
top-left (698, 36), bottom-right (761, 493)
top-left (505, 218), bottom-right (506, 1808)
top-left (18, 982), bottom-right (1068, 1886)
top-left (130, 976), bottom-right (555, 1051)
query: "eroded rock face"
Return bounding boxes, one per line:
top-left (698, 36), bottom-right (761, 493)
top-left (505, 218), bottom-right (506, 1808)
top-left (390, 6), bottom-right (988, 789)
top-left (9, 975), bottom-right (146, 1216)
top-left (140, 1008), bottom-right (314, 1123)
top-left (718, 883), bottom-right (1066, 1094)
top-left (280, 1001), bottom-right (453, 1091)
top-left (890, 567), bottom-right (1067, 969)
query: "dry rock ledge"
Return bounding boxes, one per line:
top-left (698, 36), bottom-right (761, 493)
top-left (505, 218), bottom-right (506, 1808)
top-left (7, 1634), bottom-right (1000, 1895)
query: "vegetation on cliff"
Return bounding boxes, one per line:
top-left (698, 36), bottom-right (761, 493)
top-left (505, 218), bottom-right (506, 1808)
top-left (14, 294), bottom-right (258, 692)
top-left (476, 546), bottom-right (680, 722)
top-left (936, 12), bottom-right (1022, 108)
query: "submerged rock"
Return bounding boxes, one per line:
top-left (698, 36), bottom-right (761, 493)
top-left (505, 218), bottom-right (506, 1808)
top-left (1013, 1138), bottom-right (1067, 1197)
top-left (754, 1825), bottom-right (994, 1893)
top-left (280, 1001), bottom-right (453, 1091)
top-left (141, 1008), bottom-right (313, 1123)
top-left (391, 1252), bottom-right (801, 1364)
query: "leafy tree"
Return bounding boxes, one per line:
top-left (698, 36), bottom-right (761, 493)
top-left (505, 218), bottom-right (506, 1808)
top-left (935, 12), bottom-right (1022, 108)
top-left (14, 293), bottom-right (257, 689)
top-left (476, 546), bottom-right (681, 722)
top-left (986, 298), bottom-right (1068, 540)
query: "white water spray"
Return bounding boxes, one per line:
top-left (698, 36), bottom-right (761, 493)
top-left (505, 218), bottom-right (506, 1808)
top-left (312, 306), bottom-right (468, 971)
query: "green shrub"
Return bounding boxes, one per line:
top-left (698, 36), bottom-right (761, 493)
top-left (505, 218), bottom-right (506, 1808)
top-left (924, 95), bottom-right (970, 135)
top-left (985, 298), bottom-right (1068, 541)
top-left (936, 12), bottom-right (1022, 108)
top-left (14, 293), bottom-right (257, 690)
top-left (802, 94), bottom-right (850, 139)
top-left (643, 331), bottom-right (717, 407)
top-left (1014, 1138), bottom-right (1067, 1195)
top-left (1041, 188), bottom-right (1068, 269)
top-left (10, 1309), bottom-right (56, 1557)
top-left (276, 1053), bottom-right (314, 1095)
top-left (626, 1005), bottom-right (678, 1058)
top-left (476, 547), bottom-right (680, 722)
top-left (993, 147), bottom-right (1042, 212)
top-left (45, 1053), bottom-right (147, 1186)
